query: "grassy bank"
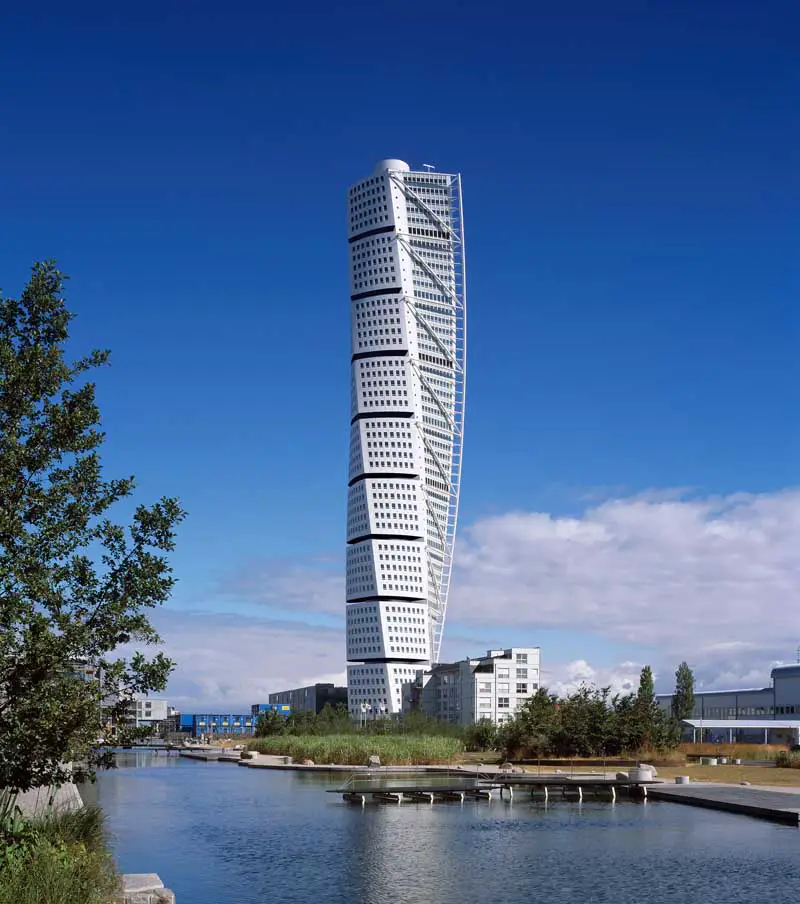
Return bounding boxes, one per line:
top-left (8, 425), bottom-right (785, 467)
top-left (0, 805), bottom-right (119, 904)
top-left (656, 763), bottom-right (800, 786)
top-left (248, 734), bottom-right (463, 765)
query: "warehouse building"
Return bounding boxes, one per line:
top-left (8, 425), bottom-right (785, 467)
top-left (266, 684), bottom-right (347, 715)
top-left (657, 664), bottom-right (800, 742)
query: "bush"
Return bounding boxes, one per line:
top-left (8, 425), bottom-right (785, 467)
top-left (247, 734), bottom-right (463, 765)
top-left (775, 751), bottom-right (800, 769)
top-left (464, 719), bottom-right (497, 752)
top-left (0, 839), bottom-right (118, 904)
top-left (0, 804), bottom-right (118, 904)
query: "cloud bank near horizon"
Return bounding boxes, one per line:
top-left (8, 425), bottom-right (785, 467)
top-left (158, 488), bottom-right (799, 710)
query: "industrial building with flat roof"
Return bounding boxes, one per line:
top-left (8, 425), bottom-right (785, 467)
top-left (658, 664), bottom-right (800, 743)
top-left (174, 705), bottom-right (291, 738)
top-left (266, 684), bottom-right (347, 715)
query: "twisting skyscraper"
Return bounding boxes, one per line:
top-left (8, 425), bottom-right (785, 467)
top-left (345, 159), bottom-right (466, 717)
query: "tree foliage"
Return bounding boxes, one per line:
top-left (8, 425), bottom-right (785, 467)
top-left (463, 718), bottom-right (497, 752)
top-left (671, 661), bottom-right (695, 722)
top-left (498, 668), bottom-right (681, 759)
top-left (637, 665), bottom-right (655, 708)
top-left (0, 262), bottom-right (185, 792)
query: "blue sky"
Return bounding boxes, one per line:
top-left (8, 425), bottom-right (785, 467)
top-left (1, 1), bottom-right (798, 707)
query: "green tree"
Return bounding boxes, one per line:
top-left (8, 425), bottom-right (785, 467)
top-left (634, 665), bottom-right (661, 751)
top-left (464, 718), bottom-right (497, 752)
top-left (608, 693), bottom-right (642, 754)
top-left (0, 262), bottom-right (185, 792)
top-left (316, 703), bottom-right (354, 734)
top-left (637, 665), bottom-right (655, 708)
top-left (255, 710), bottom-right (287, 737)
top-left (500, 687), bottom-right (560, 758)
top-left (671, 661), bottom-right (695, 723)
top-left (551, 685), bottom-right (613, 757)
top-left (284, 709), bottom-right (319, 735)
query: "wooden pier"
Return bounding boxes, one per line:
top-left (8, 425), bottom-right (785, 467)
top-left (328, 773), bottom-right (656, 806)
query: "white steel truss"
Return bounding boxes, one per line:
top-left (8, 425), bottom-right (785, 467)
top-left (405, 172), bottom-right (466, 664)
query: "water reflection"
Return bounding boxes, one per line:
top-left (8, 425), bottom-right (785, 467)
top-left (96, 756), bottom-right (800, 904)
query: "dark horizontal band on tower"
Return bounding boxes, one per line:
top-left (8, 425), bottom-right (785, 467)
top-left (351, 411), bottom-right (414, 424)
top-left (347, 532), bottom-right (424, 545)
top-left (346, 595), bottom-right (427, 604)
top-left (348, 472), bottom-right (419, 487)
top-left (348, 225), bottom-right (395, 244)
top-left (347, 657), bottom-right (429, 665)
top-left (351, 287), bottom-right (402, 301)
top-left (352, 349), bottom-right (410, 362)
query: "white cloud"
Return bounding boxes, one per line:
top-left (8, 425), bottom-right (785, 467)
top-left (544, 659), bottom-right (643, 697)
top-left (147, 611), bottom-right (346, 712)
top-left (183, 488), bottom-right (800, 700)
top-left (218, 556), bottom-right (343, 616)
top-left (452, 489), bottom-right (800, 682)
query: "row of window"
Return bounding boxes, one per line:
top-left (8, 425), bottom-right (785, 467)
top-left (697, 705), bottom-right (799, 717)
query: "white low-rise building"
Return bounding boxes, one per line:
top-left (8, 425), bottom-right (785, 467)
top-left (406, 647), bottom-right (540, 726)
top-left (126, 696), bottom-right (169, 729)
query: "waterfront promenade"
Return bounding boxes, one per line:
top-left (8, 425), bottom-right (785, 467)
top-left (647, 782), bottom-right (800, 825)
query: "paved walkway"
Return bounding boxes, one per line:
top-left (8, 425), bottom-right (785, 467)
top-left (648, 782), bottom-right (800, 825)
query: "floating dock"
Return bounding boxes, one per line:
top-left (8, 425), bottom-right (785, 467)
top-left (328, 773), bottom-right (656, 806)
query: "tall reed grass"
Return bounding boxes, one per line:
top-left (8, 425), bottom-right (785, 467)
top-left (0, 805), bottom-right (118, 904)
top-left (247, 734), bottom-right (463, 765)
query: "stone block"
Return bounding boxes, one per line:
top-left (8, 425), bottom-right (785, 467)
top-left (123, 891), bottom-right (175, 904)
top-left (122, 874), bottom-right (164, 894)
top-left (120, 874), bottom-right (174, 904)
top-left (15, 781), bottom-right (83, 817)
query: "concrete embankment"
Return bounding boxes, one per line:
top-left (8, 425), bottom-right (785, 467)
top-left (647, 782), bottom-right (800, 825)
top-left (14, 781), bottom-right (84, 817)
top-left (237, 754), bottom-right (483, 773)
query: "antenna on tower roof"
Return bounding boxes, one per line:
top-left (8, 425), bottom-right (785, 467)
top-left (422, 163), bottom-right (435, 171)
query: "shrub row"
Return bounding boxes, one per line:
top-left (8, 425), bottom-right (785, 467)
top-left (775, 751), bottom-right (800, 769)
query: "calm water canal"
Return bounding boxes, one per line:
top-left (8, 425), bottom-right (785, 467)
top-left (88, 752), bottom-right (800, 904)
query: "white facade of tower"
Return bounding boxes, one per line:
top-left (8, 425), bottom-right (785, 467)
top-left (345, 159), bottom-right (466, 717)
